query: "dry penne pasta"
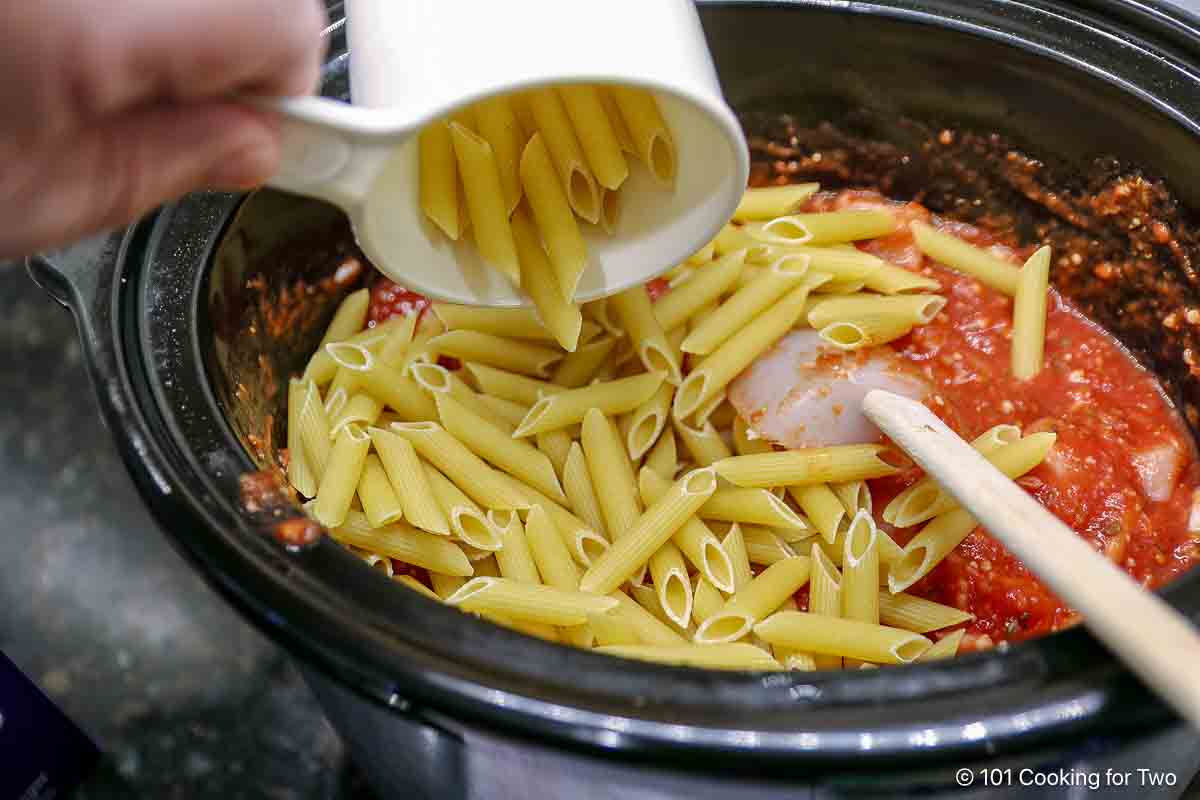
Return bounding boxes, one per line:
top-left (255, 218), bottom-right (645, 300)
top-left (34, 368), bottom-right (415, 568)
top-left (609, 285), bottom-right (682, 385)
top-left (713, 223), bottom-right (765, 258)
top-left (519, 133), bottom-right (589, 301)
top-left (692, 575), bottom-right (726, 625)
top-left (581, 407), bottom-right (642, 543)
top-left (418, 121), bottom-right (461, 239)
top-left (376, 313), bottom-right (421, 369)
top-left (449, 122), bottom-right (521, 285)
top-left (831, 481), bottom-right (871, 516)
top-left (476, 394), bottom-right (533, 430)
top-left (489, 470), bottom-right (610, 568)
top-left (330, 393), bottom-right (384, 437)
top-left (287, 379), bottom-right (318, 498)
top-left (535, 429), bottom-right (573, 478)
top-left (806, 294), bottom-right (946, 330)
top-left (310, 424), bottom-right (371, 528)
top-left (787, 484), bottom-right (845, 544)
top-left (744, 244), bottom-right (882, 280)
top-left (287, 166), bottom-right (1178, 674)
top-left (332, 512), bottom-right (472, 577)
top-left (648, 541), bottom-right (692, 628)
top-left (562, 443), bottom-right (609, 539)
top-left (551, 336), bottom-right (617, 388)
top-left (878, 592), bottom-right (974, 633)
top-left (431, 330), bottom-right (562, 379)
top-left (297, 379), bottom-right (333, 479)
top-left (808, 542), bottom-right (843, 670)
top-left (888, 509), bottom-right (979, 593)
top-left (527, 88), bottom-right (600, 223)
top-left (643, 426), bottom-right (678, 480)
top-left (637, 468), bottom-right (734, 593)
top-left (428, 370), bottom-right (511, 431)
top-left (673, 419), bottom-right (733, 467)
top-left (841, 511), bottom-right (880, 628)
top-left (390, 421), bottom-right (529, 510)
top-left (431, 303), bottom-right (561, 343)
top-left (324, 385), bottom-right (349, 419)
top-left (559, 84), bottom-right (629, 191)
top-left (357, 363), bottom-right (439, 422)
top-left (740, 526), bottom-right (798, 566)
top-left (429, 572), bottom-right (468, 600)
top-left (580, 468), bottom-right (717, 595)
top-left (747, 210), bottom-right (897, 246)
top-left (733, 183), bottom-right (820, 221)
top-left (652, 250), bottom-right (745, 332)
top-left (597, 643), bottom-right (780, 671)
top-left (674, 275), bottom-right (826, 418)
top-left (446, 577), bottom-right (615, 627)
top-left (695, 557), bottom-right (812, 644)
top-left (681, 254), bottom-right (810, 355)
top-left (754, 611), bottom-right (932, 664)
top-left (862, 263), bottom-right (941, 295)
top-left (524, 504), bottom-right (581, 590)
top-left (514, 371), bottom-right (666, 437)
top-left (630, 582), bottom-right (690, 634)
top-left (357, 454), bottom-right (404, 528)
top-left (813, 277), bottom-right (867, 296)
top-left (610, 86), bottom-right (675, 185)
top-left (464, 362), bottom-right (564, 406)
top-left (605, 591), bottom-right (688, 646)
top-left (817, 313), bottom-right (918, 350)
top-left (422, 464), bottom-right (502, 551)
top-left (303, 315), bottom-right (399, 385)
top-left (587, 607), bottom-right (641, 647)
top-left (624, 383), bottom-right (674, 461)
top-left (492, 510), bottom-right (542, 585)
top-left (472, 94), bottom-right (524, 215)
top-left (355, 548), bottom-right (394, 577)
top-left (435, 393), bottom-right (566, 503)
top-left (369, 427), bottom-right (450, 535)
top-left (721, 525), bottom-right (754, 593)
top-left (1012, 245), bottom-right (1052, 380)
top-left (918, 629), bottom-right (967, 661)
top-left (910, 221), bottom-right (1020, 295)
top-left (714, 444), bottom-right (899, 488)
top-left (699, 487), bottom-right (809, 531)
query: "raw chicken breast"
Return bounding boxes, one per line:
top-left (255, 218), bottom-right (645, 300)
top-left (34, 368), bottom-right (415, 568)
top-left (729, 329), bottom-right (932, 448)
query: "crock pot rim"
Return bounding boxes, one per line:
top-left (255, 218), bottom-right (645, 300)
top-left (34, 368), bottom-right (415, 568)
top-left (31, 0), bottom-right (1200, 768)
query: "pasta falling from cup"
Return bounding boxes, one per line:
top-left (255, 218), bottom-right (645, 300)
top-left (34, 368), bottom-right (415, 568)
top-left (418, 85), bottom-right (677, 352)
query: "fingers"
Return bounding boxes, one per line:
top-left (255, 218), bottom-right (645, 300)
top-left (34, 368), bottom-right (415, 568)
top-left (30, 0), bottom-right (326, 126)
top-left (0, 104), bottom-right (281, 258)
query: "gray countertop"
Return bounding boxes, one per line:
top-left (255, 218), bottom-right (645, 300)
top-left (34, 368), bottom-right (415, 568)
top-left (0, 264), bottom-right (369, 798)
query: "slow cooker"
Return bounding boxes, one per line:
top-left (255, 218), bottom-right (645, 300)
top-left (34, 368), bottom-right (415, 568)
top-left (27, 1), bottom-right (1200, 796)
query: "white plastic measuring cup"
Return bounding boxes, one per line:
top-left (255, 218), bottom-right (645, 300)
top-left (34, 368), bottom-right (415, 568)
top-left (263, 0), bottom-right (748, 307)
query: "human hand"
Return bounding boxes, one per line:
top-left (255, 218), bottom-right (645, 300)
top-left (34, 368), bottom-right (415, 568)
top-left (1, 0), bottom-right (326, 257)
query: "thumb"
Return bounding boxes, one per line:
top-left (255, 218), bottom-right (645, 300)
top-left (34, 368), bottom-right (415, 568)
top-left (93, 102), bottom-right (283, 220)
top-left (11, 103), bottom-right (280, 254)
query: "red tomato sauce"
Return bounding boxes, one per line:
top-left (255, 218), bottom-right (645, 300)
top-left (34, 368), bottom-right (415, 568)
top-left (369, 277), bottom-right (430, 325)
top-left (824, 194), bottom-right (1200, 647)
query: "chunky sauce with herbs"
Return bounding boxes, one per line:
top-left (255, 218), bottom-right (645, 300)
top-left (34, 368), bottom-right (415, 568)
top-left (799, 191), bottom-right (1200, 648)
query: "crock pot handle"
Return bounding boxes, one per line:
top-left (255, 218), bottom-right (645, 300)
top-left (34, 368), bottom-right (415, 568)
top-left (25, 231), bottom-right (124, 313)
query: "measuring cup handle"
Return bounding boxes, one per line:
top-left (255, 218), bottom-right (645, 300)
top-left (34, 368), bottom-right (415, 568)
top-left (251, 96), bottom-right (377, 210)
